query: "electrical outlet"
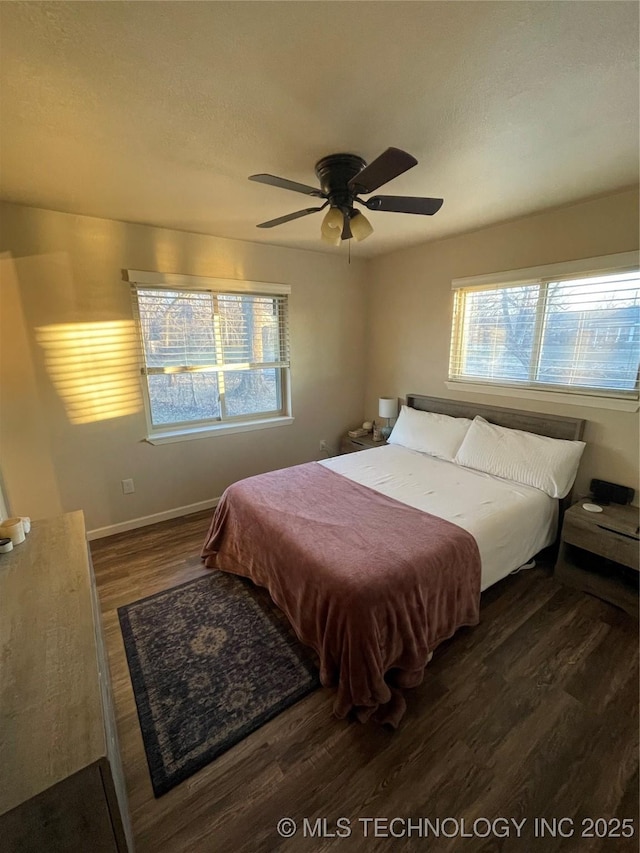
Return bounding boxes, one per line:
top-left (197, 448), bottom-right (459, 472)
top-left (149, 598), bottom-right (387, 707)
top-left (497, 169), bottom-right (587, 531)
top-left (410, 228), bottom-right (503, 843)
top-left (121, 478), bottom-right (135, 495)
top-left (319, 440), bottom-right (328, 452)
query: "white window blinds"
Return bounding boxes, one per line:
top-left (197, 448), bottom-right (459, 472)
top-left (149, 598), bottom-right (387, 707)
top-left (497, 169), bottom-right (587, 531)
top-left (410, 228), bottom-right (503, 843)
top-left (134, 289), bottom-right (289, 373)
top-left (131, 285), bottom-right (290, 429)
top-left (450, 263), bottom-right (640, 398)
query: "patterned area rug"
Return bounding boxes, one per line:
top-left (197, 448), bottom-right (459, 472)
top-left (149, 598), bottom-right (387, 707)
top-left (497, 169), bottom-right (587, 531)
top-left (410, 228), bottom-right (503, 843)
top-left (118, 573), bottom-right (320, 796)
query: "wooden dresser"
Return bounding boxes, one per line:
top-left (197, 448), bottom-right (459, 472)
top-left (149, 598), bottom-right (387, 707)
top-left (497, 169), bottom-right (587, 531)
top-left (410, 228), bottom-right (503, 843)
top-left (0, 511), bottom-right (133, 851)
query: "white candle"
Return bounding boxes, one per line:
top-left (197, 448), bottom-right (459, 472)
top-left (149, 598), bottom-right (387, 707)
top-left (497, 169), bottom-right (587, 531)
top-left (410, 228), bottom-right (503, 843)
top-left (0, 518), bottom-right (25, 545)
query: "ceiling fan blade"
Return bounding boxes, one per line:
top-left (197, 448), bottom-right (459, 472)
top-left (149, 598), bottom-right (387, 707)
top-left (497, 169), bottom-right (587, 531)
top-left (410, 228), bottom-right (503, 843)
top-left (363, 195), bottom-right (444, 215)
top-left (256, 206), bottom-right (326, 228)
top-left (249, 173), bottom-right (325, 198)
top-left (347, 148), bottom-right (417, 195)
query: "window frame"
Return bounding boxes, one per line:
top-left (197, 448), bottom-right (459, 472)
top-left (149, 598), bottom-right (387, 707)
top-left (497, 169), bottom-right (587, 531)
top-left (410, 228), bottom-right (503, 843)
top-left (448, 251), bottom-right (640, 409)
top-left (125, 270), bottom-right (293, 443)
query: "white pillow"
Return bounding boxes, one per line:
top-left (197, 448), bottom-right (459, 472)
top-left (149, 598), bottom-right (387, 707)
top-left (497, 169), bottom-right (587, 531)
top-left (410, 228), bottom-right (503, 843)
top-left (454, 416), bottom-right (585, 498)
top-left (388, 406), bottom-right (472, 461)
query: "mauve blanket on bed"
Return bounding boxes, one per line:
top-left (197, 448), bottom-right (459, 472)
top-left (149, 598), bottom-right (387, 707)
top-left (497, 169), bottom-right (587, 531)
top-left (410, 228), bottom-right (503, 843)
top-left (201, 462), bottom-right (481, 726)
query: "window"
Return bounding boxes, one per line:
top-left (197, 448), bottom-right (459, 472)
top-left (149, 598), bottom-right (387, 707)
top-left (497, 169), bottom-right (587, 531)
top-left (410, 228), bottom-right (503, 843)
top-left (449, 255), bottom-right (640, 400)
top-left (129, 274), bottom-right (291, 438)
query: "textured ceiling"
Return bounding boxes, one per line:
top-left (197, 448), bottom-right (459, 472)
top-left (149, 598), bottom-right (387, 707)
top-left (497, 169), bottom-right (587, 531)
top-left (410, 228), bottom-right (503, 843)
top-left (0, 1), bottom-right (638, 257)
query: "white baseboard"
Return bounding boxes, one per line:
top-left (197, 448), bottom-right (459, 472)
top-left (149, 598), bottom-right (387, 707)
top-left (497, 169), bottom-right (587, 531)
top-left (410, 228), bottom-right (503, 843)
top-left (86, 497), bottom-right (221, 540)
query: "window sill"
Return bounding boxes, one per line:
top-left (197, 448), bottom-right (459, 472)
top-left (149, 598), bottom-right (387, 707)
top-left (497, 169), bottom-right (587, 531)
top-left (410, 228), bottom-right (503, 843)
top-left (144, 416), bottom-right (295, 445)
top-left (445, 381), bottom-right (639, 412)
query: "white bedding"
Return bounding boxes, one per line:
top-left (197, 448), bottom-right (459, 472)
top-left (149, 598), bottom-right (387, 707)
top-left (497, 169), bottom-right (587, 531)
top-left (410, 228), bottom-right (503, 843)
top-left (320, 444), bottom-right (558, 591)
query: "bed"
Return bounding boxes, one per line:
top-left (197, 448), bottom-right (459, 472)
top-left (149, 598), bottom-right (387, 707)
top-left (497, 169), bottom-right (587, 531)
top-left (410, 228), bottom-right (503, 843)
top-left (201, 395), bottom-right (585, 726)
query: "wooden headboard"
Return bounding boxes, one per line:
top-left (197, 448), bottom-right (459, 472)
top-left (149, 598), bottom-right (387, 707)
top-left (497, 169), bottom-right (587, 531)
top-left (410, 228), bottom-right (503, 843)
top-left (406, 394), bottom-right (585, 441)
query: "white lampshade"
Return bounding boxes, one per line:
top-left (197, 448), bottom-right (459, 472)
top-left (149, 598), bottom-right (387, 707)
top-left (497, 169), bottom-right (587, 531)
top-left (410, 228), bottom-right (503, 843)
top-left (378, 397), bottom-right (398, 419)
top-left (321, 207), bottom-right (343, 246)
top-left (350, 210), bottom-right (374, 242)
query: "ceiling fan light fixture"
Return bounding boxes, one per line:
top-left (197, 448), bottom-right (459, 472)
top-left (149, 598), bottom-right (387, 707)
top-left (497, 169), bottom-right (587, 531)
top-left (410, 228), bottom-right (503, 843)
top-left (321, 207), bottom-right (343, 245)
top-left (349, 210), bottom-right (374, 242)
top-left (251, 148), bottom-right (443, 245)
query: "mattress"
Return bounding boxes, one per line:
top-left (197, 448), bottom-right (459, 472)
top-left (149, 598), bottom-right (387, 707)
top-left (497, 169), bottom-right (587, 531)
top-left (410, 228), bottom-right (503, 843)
top-left (320, 444), bottom-right (558, 590)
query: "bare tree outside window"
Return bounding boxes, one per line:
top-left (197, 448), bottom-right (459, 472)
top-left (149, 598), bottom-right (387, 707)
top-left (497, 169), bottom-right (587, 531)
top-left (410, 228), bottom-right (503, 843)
top-left (451, 270), bottom-right (640, 396)
top-left (459, 285), bottom-right (538, 381)
top-left (134, 288), bottom-right (289, 428)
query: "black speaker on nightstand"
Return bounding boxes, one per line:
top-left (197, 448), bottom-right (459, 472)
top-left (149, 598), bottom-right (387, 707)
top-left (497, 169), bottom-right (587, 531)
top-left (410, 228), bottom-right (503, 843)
top-left (590, 478), bottom-right (635, 506)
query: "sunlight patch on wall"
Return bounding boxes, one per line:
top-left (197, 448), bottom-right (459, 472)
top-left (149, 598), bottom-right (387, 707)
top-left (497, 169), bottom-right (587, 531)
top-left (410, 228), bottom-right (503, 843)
top-left (36, 321), bottom-right (143, 424)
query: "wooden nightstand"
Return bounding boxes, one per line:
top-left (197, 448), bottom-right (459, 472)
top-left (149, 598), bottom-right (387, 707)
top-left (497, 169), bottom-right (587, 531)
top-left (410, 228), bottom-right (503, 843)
top-left (339, 432), bottom-right (387, 454)
top-left (555, 501), bottom-right (639, 617)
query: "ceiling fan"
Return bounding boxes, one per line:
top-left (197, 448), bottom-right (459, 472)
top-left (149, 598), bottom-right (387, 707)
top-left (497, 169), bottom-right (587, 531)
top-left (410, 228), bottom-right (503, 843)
top-left (249, 147), bottom-right (443, 245)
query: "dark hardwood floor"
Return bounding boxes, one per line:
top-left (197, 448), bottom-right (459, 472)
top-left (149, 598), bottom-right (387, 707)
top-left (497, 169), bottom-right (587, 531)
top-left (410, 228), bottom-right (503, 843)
top-left (90, 511), bottom-right (639, 853)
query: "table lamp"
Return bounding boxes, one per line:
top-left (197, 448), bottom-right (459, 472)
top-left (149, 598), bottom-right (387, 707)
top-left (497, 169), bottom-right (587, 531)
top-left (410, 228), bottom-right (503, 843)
top-left (378, 397), bottom-right (398, 440)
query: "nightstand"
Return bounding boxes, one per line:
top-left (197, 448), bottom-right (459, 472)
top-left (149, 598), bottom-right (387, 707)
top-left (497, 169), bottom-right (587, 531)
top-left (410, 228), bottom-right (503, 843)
top-left (555, 501), bottom-right (639, 617)
top-left (339, 432), bottom-right (387, 454)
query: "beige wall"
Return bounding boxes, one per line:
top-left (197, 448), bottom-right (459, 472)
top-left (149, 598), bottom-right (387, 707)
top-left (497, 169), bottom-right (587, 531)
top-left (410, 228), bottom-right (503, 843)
top-left (365, 188), bottom-right (640, 500)
top-left (1, 189), bottom-right (638, 533)
top-left (0, 203), bottom-right (368, 530)
top-left (0, 251), bottom-right (63, 519)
